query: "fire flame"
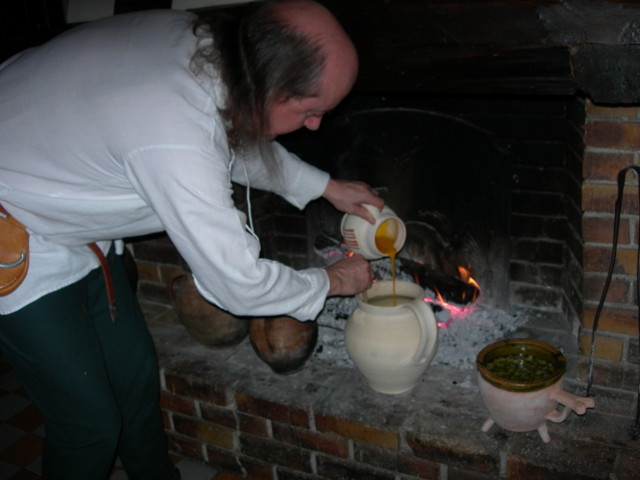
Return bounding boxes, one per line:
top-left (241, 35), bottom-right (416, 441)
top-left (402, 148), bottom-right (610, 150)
top-left (425, 264), bottom-right (481, 328)
top-left (324, 244), bottom-right (481, 329)
top-left (458, 266), bottom-right (480, 290)
top-left (458, 266), bottom-right (481, 304)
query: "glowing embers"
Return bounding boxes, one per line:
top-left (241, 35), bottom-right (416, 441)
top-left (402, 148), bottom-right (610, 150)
top-left (399, 260), bottom-right (482, 328)
top-left (318, 231), bottom-right (481, 326)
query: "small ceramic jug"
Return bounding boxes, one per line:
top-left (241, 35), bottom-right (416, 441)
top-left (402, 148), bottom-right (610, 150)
top-left (340, 204), bottom-right (406, 260)
top-left (169, 272), bottom-right (249, 348)
top-left (249, 316), bottom-right (318, 375)
top-left (344, 280), bottom-right (438, 394)
top-left (476, 339), bottom-right (595, 443)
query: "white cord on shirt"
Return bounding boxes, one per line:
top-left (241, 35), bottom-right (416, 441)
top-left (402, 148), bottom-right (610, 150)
top-left (229, 150), bottom-right (259, 241)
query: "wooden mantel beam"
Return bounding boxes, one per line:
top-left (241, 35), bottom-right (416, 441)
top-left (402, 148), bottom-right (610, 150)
top-left (317, 0), bottom-right (640, 104)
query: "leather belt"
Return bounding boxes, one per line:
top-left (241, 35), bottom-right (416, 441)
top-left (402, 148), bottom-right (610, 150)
top-left (88, 242), bottom-right (118, 323)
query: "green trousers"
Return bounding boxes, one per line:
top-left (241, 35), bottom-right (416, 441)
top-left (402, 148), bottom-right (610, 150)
top-left (0, 248), bottom-right (180, 480)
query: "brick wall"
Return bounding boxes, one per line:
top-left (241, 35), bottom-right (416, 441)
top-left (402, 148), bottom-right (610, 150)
top-left (579, 100), bottom-right (640, 395)
top-left (507, 97), bottom-right (585, 324)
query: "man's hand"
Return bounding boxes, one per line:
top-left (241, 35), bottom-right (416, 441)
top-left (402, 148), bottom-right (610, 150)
top-left (325, 254), bottom-right (373, 297)
top-left (322, 178), bottom-right (384, 224)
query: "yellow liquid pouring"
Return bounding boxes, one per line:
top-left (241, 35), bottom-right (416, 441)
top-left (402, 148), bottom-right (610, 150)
top-left (367, 295), bottom-right (414, 307)
top-left (374, 219), bottom-right (398, 305)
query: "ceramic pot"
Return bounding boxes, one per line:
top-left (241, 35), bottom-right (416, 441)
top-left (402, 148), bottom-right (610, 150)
top-left (344, 280), bottom-right (438, 394)
top-left (249, 316), bottom-right (318, 374)
top-left (169, 273), bottom-right (249, 348)
top-left (476, 339), bottom-right (595, 443)
top-left (340, 204), bottom-right (406, 259)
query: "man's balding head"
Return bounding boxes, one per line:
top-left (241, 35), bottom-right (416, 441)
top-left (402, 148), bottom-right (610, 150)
top-left (271, 0), bottom-right (358, 84)
top-left (264, 0), bottom-right (358, 136)
top-left (194, 0), bottom-right (358, 152)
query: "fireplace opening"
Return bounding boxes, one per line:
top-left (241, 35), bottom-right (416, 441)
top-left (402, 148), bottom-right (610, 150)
top-left (263, 92), bottom-right (586, 369)
top-left (128, 90), bottom-right (639, 477)
top-left (282, 94), bottom-right (512, 307)
top-left (283, 93), bottom-right (583, 310)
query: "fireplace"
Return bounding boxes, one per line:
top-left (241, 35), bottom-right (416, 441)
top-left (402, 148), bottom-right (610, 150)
top-left (134, 0), bottom-right (639, 392)
top-left (124, 0), bottom-right (640, 477)
top-left (131, 96), bottom-right (640, 478)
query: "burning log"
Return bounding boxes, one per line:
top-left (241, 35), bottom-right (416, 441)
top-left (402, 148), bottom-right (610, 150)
top-left (397, 219), bottom-right (481, 305)
top-left (400, 258), bottom-right (480, 306)
top-left (312, 219), bottom-right (481, 305)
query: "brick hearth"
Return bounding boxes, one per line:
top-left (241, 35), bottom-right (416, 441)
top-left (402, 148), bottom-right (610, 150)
top-left (144, 302), bottom-right (638, 480)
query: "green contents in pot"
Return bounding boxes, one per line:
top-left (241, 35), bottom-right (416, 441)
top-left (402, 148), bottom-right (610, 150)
top-left (485, 354), bottom-right (560, 382)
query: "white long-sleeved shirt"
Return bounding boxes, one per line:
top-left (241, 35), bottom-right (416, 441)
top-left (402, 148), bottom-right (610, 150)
top-left (0, 10), bottom-right (331, 320)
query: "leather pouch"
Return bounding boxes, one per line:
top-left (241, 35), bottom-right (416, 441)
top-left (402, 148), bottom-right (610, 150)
top-left (0, 209), bottom-right (29, 296)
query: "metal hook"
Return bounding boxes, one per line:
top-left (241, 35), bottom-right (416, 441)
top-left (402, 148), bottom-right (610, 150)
top-left (0, 252), bottom-right (26, 269)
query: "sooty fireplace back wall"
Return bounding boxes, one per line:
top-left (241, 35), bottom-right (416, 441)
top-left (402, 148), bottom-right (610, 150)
top-left (280, 93), bottom-right (584, 319)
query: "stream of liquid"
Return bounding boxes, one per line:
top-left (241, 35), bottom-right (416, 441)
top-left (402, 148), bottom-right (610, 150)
top-left (374, 219), bottom-right (398, 305)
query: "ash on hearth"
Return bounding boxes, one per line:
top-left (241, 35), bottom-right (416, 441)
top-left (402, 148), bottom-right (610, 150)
top-left (315, 296), bottom-right (528, 371)
top-left (313, 249), bottom-right (529, 371)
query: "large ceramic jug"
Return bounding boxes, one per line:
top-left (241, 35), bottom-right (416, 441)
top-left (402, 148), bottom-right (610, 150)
top-left (344, 280), bottom-right (438, 394)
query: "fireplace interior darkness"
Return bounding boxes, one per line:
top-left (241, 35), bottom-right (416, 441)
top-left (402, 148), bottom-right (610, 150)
top-left (281, 96), bottom-right (511, 308)
top-left (279, 93), bottom-right (585, 321)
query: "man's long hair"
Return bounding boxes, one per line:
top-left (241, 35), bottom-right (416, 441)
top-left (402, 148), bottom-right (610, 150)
top-left (191, 0), bottom-right (325, 170)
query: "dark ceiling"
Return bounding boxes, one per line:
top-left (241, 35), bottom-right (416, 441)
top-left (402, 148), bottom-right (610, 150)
top-left (318, 0), bottom-right (640, 105)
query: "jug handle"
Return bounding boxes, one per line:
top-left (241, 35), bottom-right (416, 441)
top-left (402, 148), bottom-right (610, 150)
top-left (404, 299), bottom-right (439, 365)
top-left (362, 203), bottom-right (383, 217)
top-left (547, 390), bottom-right (595, 423)
top-left (544, 405), bottom-right (572, 424)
